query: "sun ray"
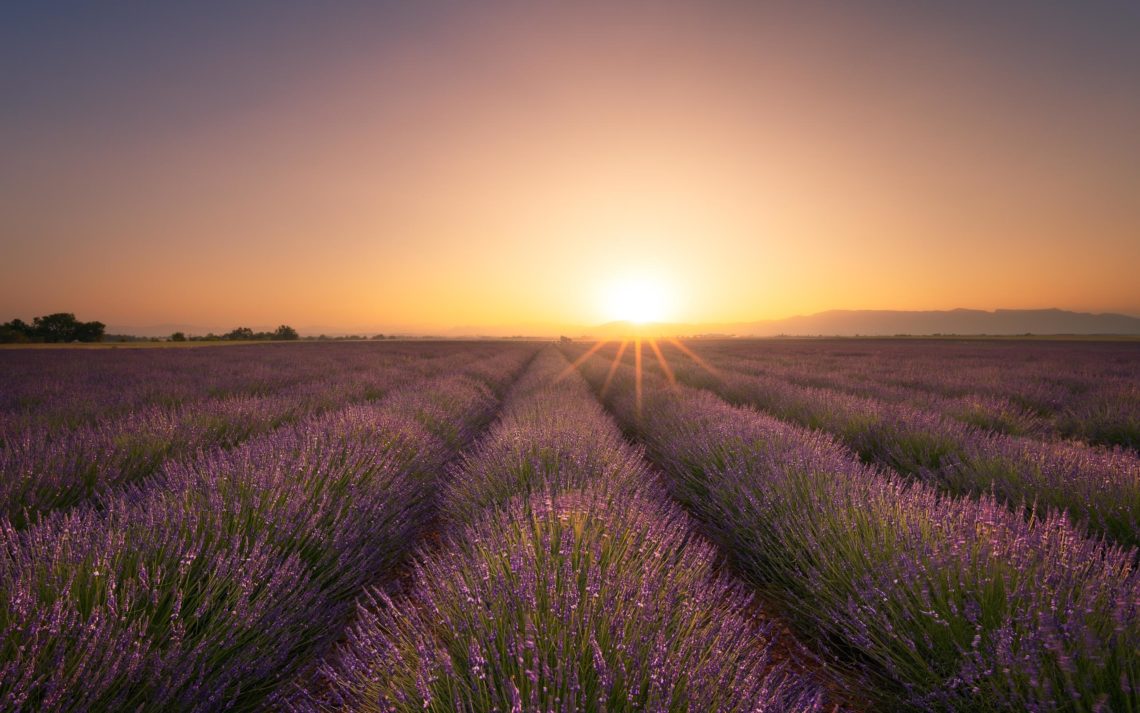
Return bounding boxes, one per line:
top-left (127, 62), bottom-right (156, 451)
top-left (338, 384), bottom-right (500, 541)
top-left (634, 336), bottom-right (643, 420)
top-left (666, 337), bottom-right (720, 377)
top-left (647, 337), bottom-right (677, 387)
top-left (600, 339), bottom-right (629, 397)
top-left (557, 339), bottom-right (609, 381)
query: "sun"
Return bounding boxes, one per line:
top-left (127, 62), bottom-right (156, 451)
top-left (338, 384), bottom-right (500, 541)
top-left (604, 275), bottom-right (669, 324)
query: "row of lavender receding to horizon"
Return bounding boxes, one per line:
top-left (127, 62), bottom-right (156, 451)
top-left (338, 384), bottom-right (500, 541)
top-left (0, 343), bottom-right (465, 431)
top-left (0, 344), bottom-right (535, 711)
top-left (564, 343), bottom-right (1139, 711)
top-left (647, 341), bottom-right (1140, 549)
top-left (294, 348), bottom-right (832, 712)
top-left (0, 343), bottom-right (517, 528)
top-left (699, 339), bottom-right (1139, 452)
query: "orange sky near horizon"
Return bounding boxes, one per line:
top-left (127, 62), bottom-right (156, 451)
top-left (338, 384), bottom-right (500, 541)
top-left (2, 2), bottom-right (1138, 331)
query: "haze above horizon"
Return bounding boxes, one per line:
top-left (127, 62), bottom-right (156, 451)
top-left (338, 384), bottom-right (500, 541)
top-left (3, 1), bottom-right (1139, 329)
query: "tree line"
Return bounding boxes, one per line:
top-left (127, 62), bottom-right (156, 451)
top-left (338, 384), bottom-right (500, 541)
top-left (0, 314), bottom-right (305, 344)
top-left (172, 325), bottom-right (299, 342)
top-left (1, 313), bottom-right (106, 343)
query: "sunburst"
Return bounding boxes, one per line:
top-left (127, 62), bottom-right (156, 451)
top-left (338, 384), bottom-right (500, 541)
top-left (558, 333), bottom-right (718, 418)
top-left (557, 274), bottom-right (716, 414)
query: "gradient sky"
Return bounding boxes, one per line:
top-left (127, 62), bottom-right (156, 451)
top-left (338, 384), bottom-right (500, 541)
top-left (3, 1), bottom-right (1139, 332)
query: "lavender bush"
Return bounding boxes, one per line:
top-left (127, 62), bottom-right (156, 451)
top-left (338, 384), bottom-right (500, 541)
top-left (0, 343), bottom-right (522, 528)
top-left (308, 491), bottom-right (822, 713)
top-left (697, 339), bottom-right (1140, 451)
top-left (299, 349), bottom-right (828, 712)
top-left (569, 349), bottom-right (1140, 711)
top-left (0, 346), bottom-right (533, 710)
top-left (441, 350), bottom-right (653, 527)
top-left (658, 344), bottom-right (1140, 548)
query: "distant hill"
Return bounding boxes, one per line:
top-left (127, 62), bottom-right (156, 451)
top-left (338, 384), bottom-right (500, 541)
top-left (737, 309), bottom-right (1140, 336)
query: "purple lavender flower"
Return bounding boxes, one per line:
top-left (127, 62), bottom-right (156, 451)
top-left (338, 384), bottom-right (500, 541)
top-left (566, 342), bottom-right (1140, 711)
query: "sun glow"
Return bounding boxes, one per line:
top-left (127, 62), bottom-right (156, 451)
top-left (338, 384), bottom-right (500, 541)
top-left (604, 275), bottom-right (669, 324)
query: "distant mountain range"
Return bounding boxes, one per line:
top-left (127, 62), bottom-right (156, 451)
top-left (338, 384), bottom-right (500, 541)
top-left (108, 308), bottom-right (1140, 339)
top-left (737, 308), bottom-right (1140, 337)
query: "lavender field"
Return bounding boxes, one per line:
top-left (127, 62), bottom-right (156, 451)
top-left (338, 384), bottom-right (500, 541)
top-left (2, 339), bottom-right (1138, 712)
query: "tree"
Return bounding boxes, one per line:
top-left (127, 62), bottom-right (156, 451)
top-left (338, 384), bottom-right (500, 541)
top-left (72, 320), bottom-right (106, 342)
top-left (0, 319), bottom-right (32, 343)
top-left (273, 324), bottom-right (299, 340)
top-left (0, 314), bottom-right (105, 343)
top-left (170, 332), bottom-right (187, 342)
top-left (32, 313), bottom-right (81, 342)
top-left (24, 313), bottom-right (105, 342)
top-left (225, 327), bottom-right (255, 340)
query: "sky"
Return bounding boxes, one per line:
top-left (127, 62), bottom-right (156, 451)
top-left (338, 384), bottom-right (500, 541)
top-left (2, 1), bottom-right (1139, 333)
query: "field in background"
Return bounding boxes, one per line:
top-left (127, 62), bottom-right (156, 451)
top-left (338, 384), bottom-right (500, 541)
top-left (2, 339), bottom-right (1137, 712)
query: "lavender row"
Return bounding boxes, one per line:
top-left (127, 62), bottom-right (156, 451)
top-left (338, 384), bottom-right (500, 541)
top-left (699, 340), bottom-right (1140, 451)
top-left (0, 342), bottom-right (512, 437)
top-left (297, 349), bottom-right (828, 712)
top-left (0, 343), bottom-right (509, 527)
top-left (570, 348), bottom-right (1140, 711)
top-left (0, 348), bottom-right (533, 711)
top-left (440, 349), bottom-right (656, 526)
top-left (0, 343), bottom-right (415, 431)
top-left (700, 339), bottom-right (1138, 413)
top-left (657, 344), bottom-right (1140, 548)
top-left (713, 351), bottom-right (1049, 438)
